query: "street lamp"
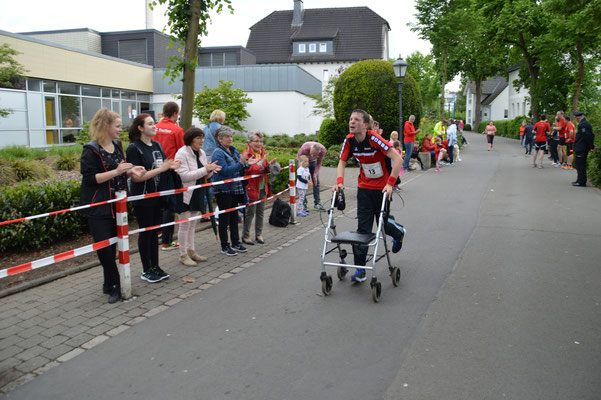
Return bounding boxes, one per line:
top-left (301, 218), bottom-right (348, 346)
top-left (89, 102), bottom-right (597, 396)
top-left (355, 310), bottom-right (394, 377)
top-left (392, 55), bottom-right (408, 144)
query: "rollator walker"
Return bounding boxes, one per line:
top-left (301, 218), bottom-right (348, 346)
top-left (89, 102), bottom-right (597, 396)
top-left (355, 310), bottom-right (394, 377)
top-left (320, 189), bottom-right (402, 303)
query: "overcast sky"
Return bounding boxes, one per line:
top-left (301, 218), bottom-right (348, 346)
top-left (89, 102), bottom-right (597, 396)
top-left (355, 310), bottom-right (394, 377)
top-left (0, 0), bottom-right (459, 89)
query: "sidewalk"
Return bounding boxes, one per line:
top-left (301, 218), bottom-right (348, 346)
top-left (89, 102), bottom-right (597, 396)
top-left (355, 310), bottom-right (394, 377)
top-left (0, 166), bottom-right (364, 394)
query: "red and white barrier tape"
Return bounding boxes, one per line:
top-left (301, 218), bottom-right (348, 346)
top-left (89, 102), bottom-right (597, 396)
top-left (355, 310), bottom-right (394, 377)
top-left (0, 237), bottom-right (117, 279)
top-left (0, 168), bottom-right (288, 227)
top-left (0, 187), bottom-right (290, 279)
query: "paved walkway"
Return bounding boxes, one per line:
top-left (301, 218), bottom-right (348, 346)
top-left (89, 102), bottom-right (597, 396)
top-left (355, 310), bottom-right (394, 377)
top-left (0, 164), bottom-right (361, 393)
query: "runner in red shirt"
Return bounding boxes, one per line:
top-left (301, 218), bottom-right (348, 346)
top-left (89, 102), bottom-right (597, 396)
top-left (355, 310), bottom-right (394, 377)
top-left (153, 101), bottom-right (185, 250)
top-left (532, 114), bottom-right (551, 168)
top-left (555, 111), bottom-right (567, 165)
top-left (563, 116), bottom-right (576, 169)
top-left (334, 109), bottom-right (403, 282)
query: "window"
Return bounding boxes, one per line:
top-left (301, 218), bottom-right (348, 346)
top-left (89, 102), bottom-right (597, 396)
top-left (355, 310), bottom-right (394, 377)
top-left (224, 52), bottom-right (237, 65)
top-left (27, 79), bottom-right (41, 92)
top-left (199, 53), bottom-right (211, 67)
top-left (82, 85), bottom-right (100, 97)
top-left (59, 96), bottom-right (81, 128)
top-left (319, 43), bottom-right (327, 52)
top-left (101, 88), bottom-right (111, 98)
top-left (59, 83), bottom-right (80, 95)
top-left (298, 43), bottom-right (306, 53)
top-left (212, 52), bottom-right (224, 66)
top-left (504, 109), bottom-right (508, 118)
top-left (82, 98), bottom-right (101, 123)
top-left (43, 81), bottom-right (56, 93)
top-left (309, 43), bottom-right (316, 53)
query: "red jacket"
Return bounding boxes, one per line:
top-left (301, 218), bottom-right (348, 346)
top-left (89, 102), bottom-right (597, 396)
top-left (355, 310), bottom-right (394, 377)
top-left (154, 118), bottom-right (184, 159)
top-left (242, 144), bottom-right (272, 201)
top-left (421, 138), bottom-right (436, 153)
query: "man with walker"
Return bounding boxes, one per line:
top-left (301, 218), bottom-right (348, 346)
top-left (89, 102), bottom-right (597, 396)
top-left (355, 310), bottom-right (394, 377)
top-left (333, 109), bottom-right (403, 282)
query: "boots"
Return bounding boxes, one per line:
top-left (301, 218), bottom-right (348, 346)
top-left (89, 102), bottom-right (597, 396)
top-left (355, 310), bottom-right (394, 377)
top-left (179, 254), bottom-right (197, 267)
top-left (107, 285), bottom-right (120, 304)
top-left (187, 250), bottom-right (207, 262)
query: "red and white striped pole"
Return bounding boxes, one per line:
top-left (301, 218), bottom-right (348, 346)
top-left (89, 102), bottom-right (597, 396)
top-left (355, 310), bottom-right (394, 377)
top-left (115, 190), bottom-right (131, 299)
top-left (289, 159), bottom-right (297, 224)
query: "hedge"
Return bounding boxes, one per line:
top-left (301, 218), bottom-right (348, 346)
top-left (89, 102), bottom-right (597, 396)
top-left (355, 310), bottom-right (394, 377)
top-left (334, 59), bottom-right (422, 144)
top-left (0, 181), bottom-right (86, 252)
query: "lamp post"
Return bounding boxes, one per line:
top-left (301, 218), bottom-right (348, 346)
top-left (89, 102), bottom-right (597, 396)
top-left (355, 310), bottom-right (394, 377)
top-left (392, 56), bottom-right (408, 145)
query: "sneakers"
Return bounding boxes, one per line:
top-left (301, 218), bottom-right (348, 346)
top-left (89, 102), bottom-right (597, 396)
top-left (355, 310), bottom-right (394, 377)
top-left (231, 243), bottom-right (248, 253)
top-left (313, 204), bottom-right (326, 212)
top-left (435, 168), bottom-right (443, 172)
top-left (392, 227), bottom-right (406, 254)
top-left (351, 269), bottom-right (367, 283)
top-left (532, 163), bottom-right (537, 168)
top-left (221, 246), bottom-right (237, 256)
top-left (161, 241), bottom-right (180, 251)
top-left (107, 285), bottom-right (120, 304)
top-left (179, 254), bottom-right (197, 267)
top-left (538, 165), bottom-right (544, 169)
top-left (141, 267), bottom-right (168, 283)
top-left (297, 211), bottom-right (308, 217)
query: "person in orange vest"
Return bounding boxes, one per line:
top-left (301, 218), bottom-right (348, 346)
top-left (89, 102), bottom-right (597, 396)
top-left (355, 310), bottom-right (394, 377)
top-left (154, 101), bottom-right (185, 251)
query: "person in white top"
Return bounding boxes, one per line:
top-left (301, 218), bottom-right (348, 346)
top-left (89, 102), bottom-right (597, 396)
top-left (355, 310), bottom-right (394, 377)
top-left (296, 155), bottom-right (311, 216)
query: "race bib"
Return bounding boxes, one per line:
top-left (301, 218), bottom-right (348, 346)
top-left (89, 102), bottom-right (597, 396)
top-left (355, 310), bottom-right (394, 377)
top-left (362, 162), bottom-right (383, 179)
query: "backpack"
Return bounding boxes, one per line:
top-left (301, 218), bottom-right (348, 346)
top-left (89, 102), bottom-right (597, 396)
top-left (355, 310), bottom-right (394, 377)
top-left (269, 198), bottom-right (291, 227)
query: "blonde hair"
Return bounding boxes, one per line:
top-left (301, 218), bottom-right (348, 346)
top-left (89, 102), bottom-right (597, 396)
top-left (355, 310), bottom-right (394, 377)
top-left (299, 155), bottom-right (309, 164)
top-left (89, 109), bottom-right (121, 142)
top-left (210, 110), bottom-right (226, 123)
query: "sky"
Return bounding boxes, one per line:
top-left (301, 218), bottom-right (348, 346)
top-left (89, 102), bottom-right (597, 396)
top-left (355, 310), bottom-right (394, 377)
top-left (0, 0), bottom-right (459, 90)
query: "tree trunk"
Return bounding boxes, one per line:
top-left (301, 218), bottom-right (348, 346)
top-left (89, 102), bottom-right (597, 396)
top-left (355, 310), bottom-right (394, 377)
top-left (474, 78), bottom-right (482, 130)
top-left (440, 47), bottom-right (447, 119)
top-left (571, 40), bottom-right (584, 115)
top-left (518, 32), bottom-right (539, 121)
top-left (180, 0), bottom-right (201, 132)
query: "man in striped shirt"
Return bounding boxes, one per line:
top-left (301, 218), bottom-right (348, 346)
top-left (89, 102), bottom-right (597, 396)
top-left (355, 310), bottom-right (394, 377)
top-left (333, 109), bottom-right (403, 282)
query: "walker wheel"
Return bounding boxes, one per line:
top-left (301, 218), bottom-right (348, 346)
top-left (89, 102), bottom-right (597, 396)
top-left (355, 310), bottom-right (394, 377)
top-left (391, 267), bottom-right (401, 287)
top-left (337, 267), bottom-right (348, 280)
top-left (321, 275), bottom-right (333, 296)
top-left (371, 281), bottom-right (382, 303)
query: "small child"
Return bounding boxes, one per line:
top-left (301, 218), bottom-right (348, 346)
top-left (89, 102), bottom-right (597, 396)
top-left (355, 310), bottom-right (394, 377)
top-left (296, 155), bottom-right (311, 216)
top-left (392, 140), bottom-right (404, 191)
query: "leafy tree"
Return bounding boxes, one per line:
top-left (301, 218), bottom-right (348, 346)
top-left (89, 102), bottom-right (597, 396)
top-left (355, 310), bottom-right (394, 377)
top-left (308, 75), bottom-right (338, 119)
top-left (192, 80), bottom-right (252, 131)
top-left (0, 43), bottom-right (27, 118)
top-left (150, 0), bottom-right (233, 131)
top-left (412, 0), bottom-right (462, 118)
top-left (406, 51), bottom-right (441, 115)
top-left (333, 59), bottom-right (422, 143)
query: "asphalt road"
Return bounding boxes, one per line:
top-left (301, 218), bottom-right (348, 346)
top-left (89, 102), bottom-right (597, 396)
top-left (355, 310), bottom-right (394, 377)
top-left (7, 132), bottom-right (601, 400)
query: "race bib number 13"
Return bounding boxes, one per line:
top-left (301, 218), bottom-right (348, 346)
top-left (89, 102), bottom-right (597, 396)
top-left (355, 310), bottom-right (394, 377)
top-left (362, 162), bottom-right (383, 179)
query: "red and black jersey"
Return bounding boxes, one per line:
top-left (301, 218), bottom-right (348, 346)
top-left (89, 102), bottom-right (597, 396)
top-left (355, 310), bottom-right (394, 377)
top-left (340, 130), bottom-right (391, 190)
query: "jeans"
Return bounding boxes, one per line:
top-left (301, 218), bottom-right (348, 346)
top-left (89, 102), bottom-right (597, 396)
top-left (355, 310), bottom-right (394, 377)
top-left (448, 142), bottom-right (455, 164)
top-left (215, 192), bottom-right (244, 248)
top-left (353, 188), bottom-right (384, 266)
top-left (243, 189), bottom-right (266, 239)
top-left (403, 142), bottom-right (414, 170)
top-left (133, 205), bottom-right (161, 273)
top-left (524, 137), bottom-right (533, 153)
top-left (87, 217), bottom-right (120, 289)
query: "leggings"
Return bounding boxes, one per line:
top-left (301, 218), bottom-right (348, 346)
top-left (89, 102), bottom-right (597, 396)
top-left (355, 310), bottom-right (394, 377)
top-left (133, 205), bottom-right (161, 272)
top-left (215, 192), bottom-right (244, 249)
top-left (88, 217), bottom-right (120, 289)
top-left (178, 210), bottom-right (199, 256)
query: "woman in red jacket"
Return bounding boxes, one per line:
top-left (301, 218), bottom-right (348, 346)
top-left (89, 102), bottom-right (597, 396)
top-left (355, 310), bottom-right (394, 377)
top-left (241, 131), bottom-right (277, 245)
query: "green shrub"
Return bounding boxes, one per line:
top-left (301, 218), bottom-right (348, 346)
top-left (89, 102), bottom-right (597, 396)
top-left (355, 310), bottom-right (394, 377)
top-left (10, 160), bottom-right (53, 181)
top-left (464, 124), bottom-right (472, 131)
top-left (55, 154), bottom-right (79, 171)
top-left (477, 117), bottom-right (525, 139)
top-left (319, 118), bottom-right (342, 148)
top-left (0, 145), bottom-right (46, 161)
top-left (334, 59), bottom-right (422, 141)
top-left (48, 144), bottom-right (82, 157)
top-left (0, 181), bottom-right (86, 252)
top-left (0, 160), bottom-right (17, 185)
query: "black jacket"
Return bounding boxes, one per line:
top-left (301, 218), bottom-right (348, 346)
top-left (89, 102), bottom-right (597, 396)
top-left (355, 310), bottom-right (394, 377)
top-left (574, 118), bottom-right (595, 153)
top-left (79, 140), bottom-right (127, 218)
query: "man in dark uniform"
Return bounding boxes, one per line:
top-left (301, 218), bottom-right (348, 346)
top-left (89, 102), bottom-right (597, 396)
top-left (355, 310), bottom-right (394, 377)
top-left (572, 111), bottom-right (595, 187)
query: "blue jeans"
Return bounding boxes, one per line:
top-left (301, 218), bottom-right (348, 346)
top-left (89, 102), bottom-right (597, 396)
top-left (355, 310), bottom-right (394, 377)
top-left (448, 142), bottom-right (455, 164)
top-left (403, 142), bottom-right (414, 170)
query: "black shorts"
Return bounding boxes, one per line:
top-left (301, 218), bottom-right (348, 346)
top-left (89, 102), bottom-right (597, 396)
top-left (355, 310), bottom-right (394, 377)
top-left (487, 134), bottom-right (494, 144)
top-left (534, 141), bottom-right (547, 151)
top-left (566, 142), bottom-right (573, 154)
top-left (559, 137), bottom-right (566, 146)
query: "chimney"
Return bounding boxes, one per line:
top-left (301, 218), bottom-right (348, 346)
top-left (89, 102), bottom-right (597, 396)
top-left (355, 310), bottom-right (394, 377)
top-left (292, 0), bottom-right (304, 27)
top-left (145, 0), bottom-right (154, 30)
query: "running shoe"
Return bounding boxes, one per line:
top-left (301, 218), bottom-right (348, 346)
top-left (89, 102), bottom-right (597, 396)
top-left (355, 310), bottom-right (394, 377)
top-left (351, 269), bottom-right (366, 283)
top-left (161, 241), bottom-right (180, 251)
top-left (313, 204), bottom-right (326, 212)
top-left (231, 243), bottom-right (248, 253)
top-left (154, 266), bottom-right (170, 281)
top-left (141, 269), bottom-right (162, 283)
top-left (435, 168), bottom-right (443, 172)
top-left (392, 227), bottom-right (406, 254)
top-left (538, 165), bottom-right (544, 169)
top-left (221, 246), bottom-right (237, 256)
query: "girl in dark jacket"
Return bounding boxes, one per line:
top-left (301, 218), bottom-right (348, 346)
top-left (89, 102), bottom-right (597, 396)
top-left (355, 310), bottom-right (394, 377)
top-left (80, 109), bottom-right (145, 303)
top-left (126, 114), bottom-right (181, 284)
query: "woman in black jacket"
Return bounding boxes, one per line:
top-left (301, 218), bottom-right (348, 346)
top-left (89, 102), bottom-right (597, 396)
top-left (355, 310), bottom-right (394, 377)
top-left (80, 109), bottom-right (145, 303)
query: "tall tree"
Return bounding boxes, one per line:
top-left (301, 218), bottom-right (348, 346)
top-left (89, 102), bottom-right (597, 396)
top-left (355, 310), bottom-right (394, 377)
top-left (455, 0), bottom-right (507, 127)
top-left (0, 43), bottom-right (27, 118)
top-left (406, 51), bottom-right (441, 116)
top-left (544, 0), bottom-right (601, 114)
top-left (412, 0), bottom-right (462, 118)
top-left (151, 0), bottom-right (233, 131)
top-left (477, 0), bottom-right (549, 120)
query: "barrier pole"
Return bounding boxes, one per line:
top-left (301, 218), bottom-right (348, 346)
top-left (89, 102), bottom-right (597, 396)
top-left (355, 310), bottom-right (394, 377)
top-left (115, 190), bottom-right (132, 300)
top-left (289, 159), bottom-right (298, 224)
